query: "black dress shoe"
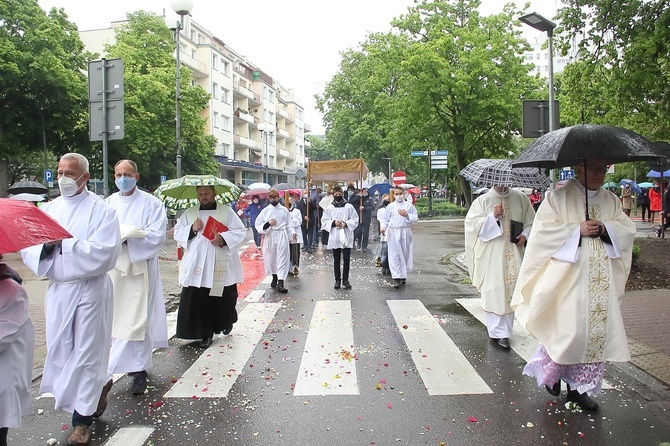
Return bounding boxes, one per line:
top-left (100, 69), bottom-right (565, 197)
top-left (270, 275), bottom-right (278, 288)
top-left (401, 278), bottom-right (406, 285)
top-left (222, 324), bottom-right (233, 335)
top-left (567, 389), bottom-right (599, 410)
top-left (131, 370), bottom-right (148, 395)
top-left (334, 280), bottom-right (341, 289)
top-left (342, 280), bottom-right (352, 290)
top-left (276, 281), bottom-right (288, 293)
top-left (545, 381), bottom-right (561, 396)
top-left (199, 337), bottom-right (213, 348)
top-left (497, 338), bottom-right (510, 350)
top-left (393, 279), bottom-right (401, 289)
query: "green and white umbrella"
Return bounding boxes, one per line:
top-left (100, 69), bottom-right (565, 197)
top-left (154, 175), bottom-right (241, 210)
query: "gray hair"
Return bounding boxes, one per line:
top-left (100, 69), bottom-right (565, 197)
top-left (61, 153), bottom-right (89, 173)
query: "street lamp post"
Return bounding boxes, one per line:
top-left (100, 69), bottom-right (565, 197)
top-left (519, 12), bottom-right (557, 187)
top-left (257, 122), bottom-right (275, 184)
top-left (382, 157), bottom-right (392, 184)
top-left (170, 0), bottom-right (194, 179)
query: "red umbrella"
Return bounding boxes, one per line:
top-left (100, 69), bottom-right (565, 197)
top-left (0, 198), bottom-right (72, 254)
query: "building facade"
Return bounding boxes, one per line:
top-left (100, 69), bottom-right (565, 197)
top-left (80, 14), bottom-right (309, 188)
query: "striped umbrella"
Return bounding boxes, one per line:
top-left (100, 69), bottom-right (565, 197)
top-left (459, 159), bottom-right (551, 189)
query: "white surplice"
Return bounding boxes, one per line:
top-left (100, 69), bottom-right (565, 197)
top-left (174, 204), bottom-right (245, 295)
top-left (321, 202), bottom-right (359, 249)
top-left (106, 189), bottom-right (168, 374)
top-left (0, 276), bottom-right (34, 428)
top-left (378, 199), bottom-right (418, 279)
top-left (255, 204), bottom-right (291, 280)
top-left (511, 179), bottom-right (635, 365)
top-left (288, 207), bottom-right (303, 246)
top-left (464, 188), bottom-right (535, 324)
top-left (22, 190), bottom-right (120, 416)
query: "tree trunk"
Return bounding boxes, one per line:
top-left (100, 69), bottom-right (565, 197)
top-left (0, 159), bottom-right (8, 197)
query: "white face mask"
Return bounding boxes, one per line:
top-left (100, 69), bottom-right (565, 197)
top-left (58, 173), bottom-right (85, 197)
top-left (395, 194), bottom-right (404, 202)
top-left (115, 176), bottom-right (137, 193)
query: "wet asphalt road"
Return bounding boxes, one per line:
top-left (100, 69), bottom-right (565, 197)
top-left (11, 220), bottom-right (670, 446)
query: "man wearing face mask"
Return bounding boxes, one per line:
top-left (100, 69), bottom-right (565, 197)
top-left (255, 189), bottom-right (291, 293)
top-left (351, 187), bottom-right (375, 252)
top-left (296, 190), bottom-right (317, 253)
top-left (322, 186), bottom-right (359, 289)
top-left (21, 153), bottom-right (120, 446)
top-left (378, 186), bottom-right (419, 289)
top-left (105, 160), bottom-right (168, 396)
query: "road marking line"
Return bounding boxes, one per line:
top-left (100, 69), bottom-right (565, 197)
top-left (456, 298), bottom-right (613, 389)
top-left (388, 299), bottom-right (493, 395)
top-left (102, 427), bottom-right (154, 446)
top-left (244, 289), bottom-right (266, 303)
top-left (294, 300), bottom-right (359, 396)
top-left (165, 302), bottom-right (280, 398)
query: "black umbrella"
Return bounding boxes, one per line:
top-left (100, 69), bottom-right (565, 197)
top-left (8, 180), bottom-right (49, 195)
top-left (272, 182), bottom-right (296, 191)
top-left (512, 124), bottom-right (662, 219)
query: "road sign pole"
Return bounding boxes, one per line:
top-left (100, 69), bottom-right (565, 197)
top-left (101, 58), bottom-right (109, 197)
top-left (427, 149), bottom-right (432, 216)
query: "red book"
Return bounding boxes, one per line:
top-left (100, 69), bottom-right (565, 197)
top-left (203, 216), bottom-right (228, 240)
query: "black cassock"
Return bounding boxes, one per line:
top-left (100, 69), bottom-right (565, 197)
top-left (176, 284), bottom-right (238, 340)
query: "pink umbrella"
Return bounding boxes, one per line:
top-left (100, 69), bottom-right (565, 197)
top-left (0, 198), bottom-right (72, 254)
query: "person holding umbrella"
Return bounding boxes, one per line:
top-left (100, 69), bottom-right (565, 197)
top-left (174, 185), bottom-right (246, 348)
top-left (21, 153), bottom-right (121, 445)
top-left (105, 160), bottom-right (168, 396)
top-left (512, 158), bottom-right (636, 411)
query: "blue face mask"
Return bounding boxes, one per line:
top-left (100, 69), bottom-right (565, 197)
top-left (115, 176), bottom-right (137, 193)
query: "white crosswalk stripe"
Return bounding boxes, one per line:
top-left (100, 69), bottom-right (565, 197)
top-left (294, 300), bottom-right (359, 396)
top-left (388, 299), bottom-right (493, 395)
top-left (165, 302), bottom-right (281, 398)
top-left (102, 427), bottom-right (154, 446)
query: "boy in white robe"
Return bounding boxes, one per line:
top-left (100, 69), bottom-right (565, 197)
top-left (511, 159), bottom-right (636, 411)
top-left (321, 186), bottom-right (359, 290)
top-left (0, 259), bottom-right (34, 446)
top-left (464, 186), bottom-right (535, 350)
top-left (379, 186), bottom-right (419, 289)
top-left (106, 160), bottom-right (168, 396)
top-left (287, 196), bottom-right (303, 276)
top-left (22, 153), bottom-right (120, 446)
top-left (255, 189), bottom-right (291, 293)
top-left (174, 186), bottom-right (246, 348)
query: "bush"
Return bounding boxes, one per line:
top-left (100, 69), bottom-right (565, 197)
top-left (632, 244), bottom-right (640, 264)
top-left (414, 197), bottom-right (467, 218)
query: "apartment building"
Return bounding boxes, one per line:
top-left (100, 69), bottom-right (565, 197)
top-left (80, 14), bottom-right (309, 187)
top-left (522, 36), bottom-right (571, 78)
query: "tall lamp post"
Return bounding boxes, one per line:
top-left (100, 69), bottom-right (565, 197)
top-left (170, 0), bottom-right (194, 179)
top-left (382, 157), bottom-right (392, 184)
top-left (519, 12), bottom-right (556, 187)
top-left (257, 122), bottom-right (275, 184)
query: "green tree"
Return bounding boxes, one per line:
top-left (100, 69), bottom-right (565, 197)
top-left (0, 0), bottom-right (90, 195)
top-left (103, 11), bottom-right (217, 190)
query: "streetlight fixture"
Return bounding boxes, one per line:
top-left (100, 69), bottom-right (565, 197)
top-left (257, 122), bottom-right (275, 183)
top-left (169, 0), bottom-right (194, 179)
top-left (520, 11), bottom-right (557, 187)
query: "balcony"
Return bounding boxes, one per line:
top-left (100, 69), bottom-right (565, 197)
top-left (233, 134), bottom-right (262, 153)
top-left (233, 109), bottom-right (255, 125)
top-left (304, 123), bottom-right (312, 133)
top-left (276, 128), bottom-right (290, 139)
top-left (179, 50), bottom-right (208, 78)
top-left (278, 149), bottom-right (290, 159)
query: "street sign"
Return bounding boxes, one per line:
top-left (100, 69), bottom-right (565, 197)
top-left (392, 171), bottom-right (406, 186)
top-left (559, 169), bottom-right (574, 180)
top-left (161, 175), bottom-right (167, 183)
top-left (522, 100), bottom-right (560, 138)
top-left (44, 169), bottom-right (53, 182)
top-left (411, 151), bottom-right (428, 157)
top-left (89, 58), bottom-right (124, 101)
top-left (89, 100), bottom-right (125, 141)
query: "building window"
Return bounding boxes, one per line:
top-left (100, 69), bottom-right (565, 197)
top-left (222, 88), bottom-right (229, 103)
top-left (213, 111), bottom-right (219, 128)
top-left (222, 116), bottom-right (230, 131)
top-left (242, 171), bottom-right (256, 186)
top-left (212, 54), bottom-right (218, 70)
top-left (222, 143), bottom-right (230, 157)
top-left (222, 60), bottom-right (229, 76)
top-left (212, 82), bottom-right (218, 99)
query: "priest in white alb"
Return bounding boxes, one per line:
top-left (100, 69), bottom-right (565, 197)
top-left (174, 185), bottom-right (246, 349)
top-left (255, 189), bottom-right (291, 293)
top-left (22, 153), bottom-right (120, 446)
top-left (464, 186), bottom-right (535, 350)
top-left (511, 158), bottom-right (636, 411)
top-left (378, 185), bottom-right (419, 289)
top-left (106, 159), bottom-right (168, 396)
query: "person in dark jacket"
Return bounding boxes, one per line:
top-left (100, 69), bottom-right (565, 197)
top-left (243, 195), bottom-right (265, 249)
top-left (638, 187), bottom-right (650, 222)
top-left (350, 188), bottom-right (375, 251)
top-left (296, 190), bottom-right (318, 253)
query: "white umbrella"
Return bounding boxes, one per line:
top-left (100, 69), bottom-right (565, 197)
top-left (247, 182), bottom-right (271, 190)
top-left (8, 193), bottom-right (45, 202)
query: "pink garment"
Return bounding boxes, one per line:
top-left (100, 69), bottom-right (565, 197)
top-left (523, 344), bottom-right (605, 395)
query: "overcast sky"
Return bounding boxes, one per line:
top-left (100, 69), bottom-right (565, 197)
top-left (37, 0), bottom-right (562, 134)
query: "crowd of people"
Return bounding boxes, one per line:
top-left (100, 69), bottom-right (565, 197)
top-left (2, 152), bottom-right (649, 445)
